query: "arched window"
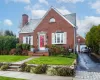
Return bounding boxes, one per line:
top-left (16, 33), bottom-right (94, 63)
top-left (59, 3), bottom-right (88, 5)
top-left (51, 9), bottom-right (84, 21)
top-left (49, 18), bottom-right (56, 23)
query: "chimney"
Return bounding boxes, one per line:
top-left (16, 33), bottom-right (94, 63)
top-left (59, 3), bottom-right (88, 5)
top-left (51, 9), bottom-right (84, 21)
top-left (22, 14), bottom-right (28, 27)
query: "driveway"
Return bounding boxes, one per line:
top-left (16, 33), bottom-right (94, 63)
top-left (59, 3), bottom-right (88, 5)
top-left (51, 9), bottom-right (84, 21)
top-left (76, 53), bottom-right (100, 72)
top-left (74, 53), bottom-right (100, 80)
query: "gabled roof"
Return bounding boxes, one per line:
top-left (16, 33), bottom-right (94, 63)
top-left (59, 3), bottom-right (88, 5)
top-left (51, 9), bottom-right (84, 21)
top-left (19, 7), bottom-right (76, 33)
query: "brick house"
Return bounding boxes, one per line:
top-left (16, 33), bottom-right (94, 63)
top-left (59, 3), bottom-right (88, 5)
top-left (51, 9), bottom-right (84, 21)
top-left (19, 7), bottom-right (77, 52)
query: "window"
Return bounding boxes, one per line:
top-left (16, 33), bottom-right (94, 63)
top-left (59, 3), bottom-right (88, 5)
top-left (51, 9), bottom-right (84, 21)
top-left (52, 32), bottom-right (66, 44)
top-left (49, 18), bottom-right (56, 23)
top-left (23, 36), bottom-right (33, 45)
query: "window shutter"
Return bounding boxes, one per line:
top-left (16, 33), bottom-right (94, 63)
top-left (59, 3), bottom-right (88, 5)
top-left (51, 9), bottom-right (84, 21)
top-left (63, 32), bottom-right (67, 44)
top-left (52, 33), bottom-right (55, 44)
top-left (30, 36), bottom-right (33, 45)
top-left (23, 36), bottom-right (26, 44)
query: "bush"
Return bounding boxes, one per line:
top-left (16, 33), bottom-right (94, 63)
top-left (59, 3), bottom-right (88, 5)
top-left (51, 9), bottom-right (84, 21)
top-left (0, 63), bottom-right (3, 68)
top-left (16, 43), bottom-right (30, 55)
top-left (33, 64), bottom-right (47, 74)
top-left (22, 44), bottom-right (30, 50)
top-left (56, 67), bottom-right (75, 76)
top-left (46, 67), bottom-right (57, 75)
top-left (0, 36), bottom-right (17, 55)
top-left (25, 65), bottom-right (31, 72)
top-left (0, 64), bottom-right (9, 71)
top-left (49, 45), bottom-right (70, 56)
top-left (19, 63), bottom-right (27, 72)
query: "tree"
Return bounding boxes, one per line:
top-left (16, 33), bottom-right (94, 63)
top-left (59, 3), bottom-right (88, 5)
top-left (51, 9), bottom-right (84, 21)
top-left (86, 25), bottom-right (100, 54)
top-left (4, 30), bottom-right (15, 36)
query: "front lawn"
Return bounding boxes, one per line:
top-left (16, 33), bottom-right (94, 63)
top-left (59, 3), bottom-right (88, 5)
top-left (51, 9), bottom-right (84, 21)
top-left (0, 55), bottom-right (29, 62)
top-left (0, 76), bottom-right (25, 80)
top-left (27, 54), bottom-right (76, 65)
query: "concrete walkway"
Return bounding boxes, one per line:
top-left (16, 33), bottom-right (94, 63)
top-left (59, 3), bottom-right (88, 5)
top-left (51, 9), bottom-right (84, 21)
top-left (14, 56), bottom-right (39, 64)
top-left (0, 71), bottom-right (73, 80)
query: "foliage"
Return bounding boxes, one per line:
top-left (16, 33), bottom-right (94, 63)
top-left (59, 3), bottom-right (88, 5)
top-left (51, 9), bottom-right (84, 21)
top-left (46, 67), bottom-right (57, 75)
top-left (4, 30), bottom-right (15, 36)
top-left (86, 25), bottom-right (100, 54)
top-left (0, 36), bottom-right (17, 55)
top-left (25, 65), bottom-right (31, 72)
top-left (32, 64), bottom-right (47, 74)
top-left (49, 45), bottom-right (70, 56)
top-left (16, 43), bottom-right (30, 55)
top-left (19, 63), bottom-right (27, 72)
top-left (0, 64), bottom-right (9, 71)
top-left (56, 67), bottom-right (74, 76)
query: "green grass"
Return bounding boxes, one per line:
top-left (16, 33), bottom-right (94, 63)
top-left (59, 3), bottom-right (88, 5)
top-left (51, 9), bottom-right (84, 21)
top-left (0, 76), bottom-right (25, 80)
top-left (27, 54), bottom-right (76, 65)
top-left (0, 55), bottom-right (29, 62)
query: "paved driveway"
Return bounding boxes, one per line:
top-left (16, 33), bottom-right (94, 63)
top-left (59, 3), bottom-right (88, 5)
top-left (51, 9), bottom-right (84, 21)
top-left (74, 53), bottom-right (100, 80)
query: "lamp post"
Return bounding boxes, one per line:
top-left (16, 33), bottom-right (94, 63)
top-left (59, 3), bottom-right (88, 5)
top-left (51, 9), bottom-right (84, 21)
top-left (78, 38), bottom-right (80, 53)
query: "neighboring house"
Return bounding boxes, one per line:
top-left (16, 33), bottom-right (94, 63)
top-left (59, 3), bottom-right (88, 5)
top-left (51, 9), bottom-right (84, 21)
top-left (19, 7), bottom-right (77, 52)
top-left (76, 35), bottom-right (86, 52)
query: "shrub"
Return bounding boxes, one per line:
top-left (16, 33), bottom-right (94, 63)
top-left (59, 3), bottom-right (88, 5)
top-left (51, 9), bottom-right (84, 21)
top-left (22, 44), bottom-right (30, 50)
top-left (16, 43), bottom-right (30, 55)
top-left (46, 67), bottom-right (57, 76)
top-left (30, 67), bottom-right (35, 73)
top-left (9, 48), bottom-right (16, 55)
top-left (56, 67), bottom-right (75, 76)
top-left (49, 45), bottom-right (70, 56)
top-left (19, 63), bottom-right (27, 72)
top-left (0, 64), bottom-right (9, 71)
top-left (33, 64), bottom-right (47, 74)
top-left (0, 36), bottom-right (17, 55)
top-left (0, 63), bottom-right (3, 68)
top-left (25, 65), bottom-right (31, 72)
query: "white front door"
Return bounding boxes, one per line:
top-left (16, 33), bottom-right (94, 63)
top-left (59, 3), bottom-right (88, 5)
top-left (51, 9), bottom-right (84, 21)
top-left (39, 34), bottom-right (46, 50)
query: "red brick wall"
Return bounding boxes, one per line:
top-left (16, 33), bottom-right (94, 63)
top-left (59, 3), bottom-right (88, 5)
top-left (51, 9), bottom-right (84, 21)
top-left (33, 9), bottom-right (74, 49)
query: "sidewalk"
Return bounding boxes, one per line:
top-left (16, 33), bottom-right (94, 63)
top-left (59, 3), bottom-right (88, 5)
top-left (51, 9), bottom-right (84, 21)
top-left (0, 71), bottom-right (73, 80)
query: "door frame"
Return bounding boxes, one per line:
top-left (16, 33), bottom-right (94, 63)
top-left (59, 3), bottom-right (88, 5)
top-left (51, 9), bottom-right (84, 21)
top-left (38, 33), bottom-right (46, 50)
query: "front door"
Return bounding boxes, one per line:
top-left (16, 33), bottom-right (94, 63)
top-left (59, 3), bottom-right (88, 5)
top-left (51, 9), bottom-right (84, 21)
top-left (39, 34), bottom-right (46, 50)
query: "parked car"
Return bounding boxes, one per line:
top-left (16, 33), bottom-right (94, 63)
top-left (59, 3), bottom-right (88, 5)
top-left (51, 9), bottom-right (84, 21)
top-left (81, 47), bottom-right (89, 53)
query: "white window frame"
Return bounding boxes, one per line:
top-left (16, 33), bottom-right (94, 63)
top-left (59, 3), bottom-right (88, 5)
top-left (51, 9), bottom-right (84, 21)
top-left (49, 18), bottom-right (56, 23)
top-left (52, 32), bottom-right (67, 44)
top-left (23, 36), bottom-right (33, 45)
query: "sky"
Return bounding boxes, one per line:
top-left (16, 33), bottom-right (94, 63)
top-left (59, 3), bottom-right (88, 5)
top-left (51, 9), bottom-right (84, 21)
top-left (0, 0), bottom-right (100, 37)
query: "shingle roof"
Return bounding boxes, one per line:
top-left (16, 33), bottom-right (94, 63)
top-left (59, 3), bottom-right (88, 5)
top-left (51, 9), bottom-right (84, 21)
top-left (19, 7), bottom-right (76, 33)
top-left (19, 19), bottom-right (41, 33)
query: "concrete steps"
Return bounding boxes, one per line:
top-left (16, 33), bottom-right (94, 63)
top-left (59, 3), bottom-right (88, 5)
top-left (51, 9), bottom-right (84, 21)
top-left (7, 64), bottom-right (21, 71)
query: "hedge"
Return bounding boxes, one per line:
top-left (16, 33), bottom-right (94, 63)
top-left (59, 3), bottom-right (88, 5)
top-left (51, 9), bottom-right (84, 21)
top-left (0, 36), bottom-right (17, 55)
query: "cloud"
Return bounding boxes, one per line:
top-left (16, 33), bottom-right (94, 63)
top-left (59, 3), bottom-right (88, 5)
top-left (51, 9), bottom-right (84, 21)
top-left (31, 10), bottom-right (46, 18)
top-left (57, 0), bottom-right (84, 3)
top-left (4, 19), bottom-right (13, 26)
top-left (56, 7), bottom-right (71, 15)
top-left (90, 0), bottom-right (100, 14)
top-left (77, 16), bottom-right (100, 34)
top-left (5, 0), bottom-right (31, 4)
top-left (39, 0), bottom-right (48, 5)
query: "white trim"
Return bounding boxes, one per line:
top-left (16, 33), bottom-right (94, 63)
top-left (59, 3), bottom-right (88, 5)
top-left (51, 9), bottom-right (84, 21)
top-left (38, 33), bottom-right (46, 50)
top-left (52, 32), bottom-right (67, 44)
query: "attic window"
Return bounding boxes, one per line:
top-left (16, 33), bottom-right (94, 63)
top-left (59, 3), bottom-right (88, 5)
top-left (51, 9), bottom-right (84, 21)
top-left (49, 18), bottom-right (56, 23)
